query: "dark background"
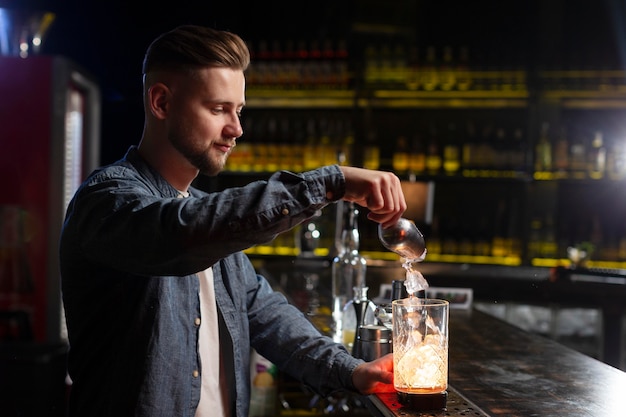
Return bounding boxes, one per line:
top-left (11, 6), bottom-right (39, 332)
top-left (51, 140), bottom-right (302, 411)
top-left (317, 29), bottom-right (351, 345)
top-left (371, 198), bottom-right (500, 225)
top-left (2, 0), bottom-right (626, 164)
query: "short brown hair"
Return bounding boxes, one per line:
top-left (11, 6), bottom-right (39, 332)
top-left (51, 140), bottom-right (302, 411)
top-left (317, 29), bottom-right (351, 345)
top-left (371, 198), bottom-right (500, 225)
top-left (142, 25), bottom-right (250, 74)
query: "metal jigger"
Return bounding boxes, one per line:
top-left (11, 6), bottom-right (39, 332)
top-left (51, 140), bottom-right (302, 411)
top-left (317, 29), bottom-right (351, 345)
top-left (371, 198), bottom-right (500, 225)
top-left (378, 218), bottom-right (427, 262)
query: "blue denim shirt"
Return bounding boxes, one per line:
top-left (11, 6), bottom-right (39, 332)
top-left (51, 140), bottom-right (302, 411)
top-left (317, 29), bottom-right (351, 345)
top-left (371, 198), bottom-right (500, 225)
top-left (60, 146), bottom-right (363, 417)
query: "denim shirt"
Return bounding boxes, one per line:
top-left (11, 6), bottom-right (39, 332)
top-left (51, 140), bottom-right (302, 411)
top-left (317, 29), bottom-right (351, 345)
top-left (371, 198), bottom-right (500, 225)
top-left (60, 146), bottom-right (364, 417)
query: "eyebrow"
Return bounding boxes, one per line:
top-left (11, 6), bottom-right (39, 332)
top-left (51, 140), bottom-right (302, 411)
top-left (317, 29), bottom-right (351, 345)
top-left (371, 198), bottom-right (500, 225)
top-left (204, 98), bottom-right (245, 108)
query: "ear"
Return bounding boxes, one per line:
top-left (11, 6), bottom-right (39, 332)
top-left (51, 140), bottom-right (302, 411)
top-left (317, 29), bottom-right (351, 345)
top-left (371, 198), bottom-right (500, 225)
top-left (147, 82), bottom-right (170, 119)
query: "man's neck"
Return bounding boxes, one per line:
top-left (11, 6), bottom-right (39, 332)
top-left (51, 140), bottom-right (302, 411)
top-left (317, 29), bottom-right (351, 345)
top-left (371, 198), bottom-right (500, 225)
top-left (137, 136), bottom-right (198, 192)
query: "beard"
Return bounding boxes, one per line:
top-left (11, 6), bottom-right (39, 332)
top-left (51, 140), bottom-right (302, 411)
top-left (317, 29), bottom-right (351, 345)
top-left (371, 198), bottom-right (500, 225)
top-left (169, 129), bottom-right (228, 177)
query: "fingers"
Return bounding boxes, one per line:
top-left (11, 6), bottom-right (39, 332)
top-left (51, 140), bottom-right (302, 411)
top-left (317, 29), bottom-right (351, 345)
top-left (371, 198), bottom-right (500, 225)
top-left (351, 353), bottom-right (395, 394)
top-left (368, 210), bottom-right (404, 229)
top-left (340, 167), bottom-right (407, 227)
top-left (374, 173), bottom-right (406, 227)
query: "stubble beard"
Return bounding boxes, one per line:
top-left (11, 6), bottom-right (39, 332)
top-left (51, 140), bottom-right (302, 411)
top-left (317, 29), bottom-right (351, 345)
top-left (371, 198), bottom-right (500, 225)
top-left (169, 130), bottom-right (227, 177)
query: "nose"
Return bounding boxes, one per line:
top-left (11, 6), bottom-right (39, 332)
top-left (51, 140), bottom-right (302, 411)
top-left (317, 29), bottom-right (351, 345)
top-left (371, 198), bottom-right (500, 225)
top-left (224, 114), bottom-right (243, 139)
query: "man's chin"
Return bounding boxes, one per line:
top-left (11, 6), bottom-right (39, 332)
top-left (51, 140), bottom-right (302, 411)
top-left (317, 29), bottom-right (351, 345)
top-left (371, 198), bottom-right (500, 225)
top-left (198, 163), bottom-right (226, 177)
top-left (194, 153), bottom-right (230, 177)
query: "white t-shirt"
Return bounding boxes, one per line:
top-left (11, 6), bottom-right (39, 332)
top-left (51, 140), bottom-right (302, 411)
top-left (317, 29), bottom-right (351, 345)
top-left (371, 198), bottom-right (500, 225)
top-left (194, 267), bottom-right (230, 417)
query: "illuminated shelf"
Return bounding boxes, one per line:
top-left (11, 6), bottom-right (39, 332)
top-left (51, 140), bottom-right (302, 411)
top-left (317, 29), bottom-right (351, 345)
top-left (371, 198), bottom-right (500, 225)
top-left (425, 253), bottom-right (522, 267)
top-left (245, 69), bottom-right (626, 109)
top-left (244, 245), bottom-right (329, 257)
top-left (531, 258), bottom-right (626, 270)
top-left (363, 251), bottom-right (521, 266)
top-left (369, 89), bottom-right (528, 109)
top-left (245, 89), bottom-right (355, 108)
top-left (246, 87), bottom-right (529, 109)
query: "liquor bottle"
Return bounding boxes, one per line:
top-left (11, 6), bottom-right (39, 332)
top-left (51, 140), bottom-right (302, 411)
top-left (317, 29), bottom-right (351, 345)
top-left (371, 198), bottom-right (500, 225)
top-left (568, 126), bottom-right (587, 179)
top-left (456, 46), bottom-right (472, 91)
top-left (425, 124), bottom-right (442, 175)
top-left (408, 131), bottom-right (426, 174)
top-left (282, 39), bottom-right (299, 89)
top-left (540, 215), bottom-right (558, 259)
top-left (491, 126), bottom-right (507, 171)
top-left (474, 215), bottom-right (492, 257)
top-left (303, 118), bottom-right (321, 170)
top-left (277, 117), bottom-right (293, 171)
top-left (391, 44), bottom-right (408, 89)
top-left (405, 45), bottom-right (420, 90)
top-left (317, 117), bottom-right (334, 167)
top-left (552, 125), bottom-right (569, 178)
top-left (252, 117), bottom-right (269, 172)
top-left (588, 130), bottom-right (606, 179)
top-left (334, 39), bottom-right (350, 89)
top-left (439, 45), bottom-right (456, 91)
top-left (427, 214), bottom-right (442, 255)
top-left (509, 126), bottom-right (527, 173)
top-left (442, 122), bottom-right (460, 175)
top-left (421, 46), bottom-right (439, 91)
top-left (527, 217), bottom-right (543, 259)
top-left (476, 123), bottom-right (495, 169)
top-left (308, 39), bottom-right (323, 88)
top-left (461, 120), bottom-right (478, 170)
top-left (338, 118), bottom-right (354, 166)
top-left (264, 117), bottom-right (280, 172)
top-left (392, 135), bottom-right (410, 174)
top-left (363, 130), bottom-right (380, 170)
top-left (378, 44), bottom-right (393, 89)
top-left (534, 122), bottom-right (552, 175)
top-left (290, 118), bottom-right (305, 172)
top-left (331, 202), bottom-right (367, 345)
top-left (251, 40), bottom-right (272, 88)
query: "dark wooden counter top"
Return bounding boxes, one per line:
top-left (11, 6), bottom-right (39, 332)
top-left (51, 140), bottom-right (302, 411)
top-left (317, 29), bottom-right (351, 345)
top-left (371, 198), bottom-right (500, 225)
top-left (257, 258), bottom-right (626, 416)
top-left (370, 308), bottom-right (626, 417)
top-left (448, 308), bottom-right (626, 416)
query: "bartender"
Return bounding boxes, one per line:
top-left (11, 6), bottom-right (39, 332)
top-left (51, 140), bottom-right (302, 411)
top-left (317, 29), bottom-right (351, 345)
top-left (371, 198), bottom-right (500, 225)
top-left (60, 24), bottom-right (404, 417)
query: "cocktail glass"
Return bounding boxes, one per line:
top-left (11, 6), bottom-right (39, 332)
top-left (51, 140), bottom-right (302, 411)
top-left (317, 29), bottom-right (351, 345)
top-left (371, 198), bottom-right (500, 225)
top-left (392, 298), bottom-right (449, 410)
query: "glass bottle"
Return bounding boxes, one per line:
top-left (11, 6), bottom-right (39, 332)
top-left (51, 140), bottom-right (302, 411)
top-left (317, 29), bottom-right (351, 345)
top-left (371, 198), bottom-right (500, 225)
top-left (363, 130), bottom-right (380, 170)
top-left (408, 131), bottom-right (426, 174)
top-left (392, 135), bottom-right (410, 174)
top-left (588, 130), bottom-right (606, 179)
top-left (331, 203), bottom-right (367, 344)
top-left (443, 122), bottom-right (460, 175)
top-left (425, 123), bottom-right (442, 175)
top-left (534, 122), bottom-right (552, 174)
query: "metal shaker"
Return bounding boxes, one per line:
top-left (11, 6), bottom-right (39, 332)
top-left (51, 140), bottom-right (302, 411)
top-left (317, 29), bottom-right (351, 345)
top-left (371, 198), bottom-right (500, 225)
top-left (353, 324), bottom-right (392, 362)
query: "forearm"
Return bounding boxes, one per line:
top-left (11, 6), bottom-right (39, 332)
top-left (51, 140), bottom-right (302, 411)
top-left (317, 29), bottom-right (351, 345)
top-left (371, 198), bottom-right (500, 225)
top-left (68, 166), bottom-right (344, 276)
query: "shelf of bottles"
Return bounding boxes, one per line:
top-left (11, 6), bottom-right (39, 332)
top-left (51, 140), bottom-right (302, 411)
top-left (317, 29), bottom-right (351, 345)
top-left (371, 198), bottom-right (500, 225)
top-left (539, 70), bottom-right (626, 107)
top-left (245, 41), bottom-right (626, 108)
top-left (229, 40), bottom-right (626, 269)
top-left (245, 41), bottom-right (530, 108)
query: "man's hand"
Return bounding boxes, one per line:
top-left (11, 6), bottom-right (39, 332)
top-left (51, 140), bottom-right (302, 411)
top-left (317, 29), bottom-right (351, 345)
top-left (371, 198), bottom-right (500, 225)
top-left (339, 166), bottom-right (407, 228)
top-left (351, 353), bottom-right (396, 394)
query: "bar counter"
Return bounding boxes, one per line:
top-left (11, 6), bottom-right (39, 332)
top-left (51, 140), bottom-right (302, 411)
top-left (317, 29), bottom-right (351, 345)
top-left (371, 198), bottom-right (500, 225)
top-left (367, 308), bottom-right (626, 417)
top-left (258, 258), bottom-right (626, 416)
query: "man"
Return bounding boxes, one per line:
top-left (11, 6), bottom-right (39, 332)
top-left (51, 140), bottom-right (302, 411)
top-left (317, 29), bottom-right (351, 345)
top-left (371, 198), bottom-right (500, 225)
top-left (60, 25), bottom-right (406, 417)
